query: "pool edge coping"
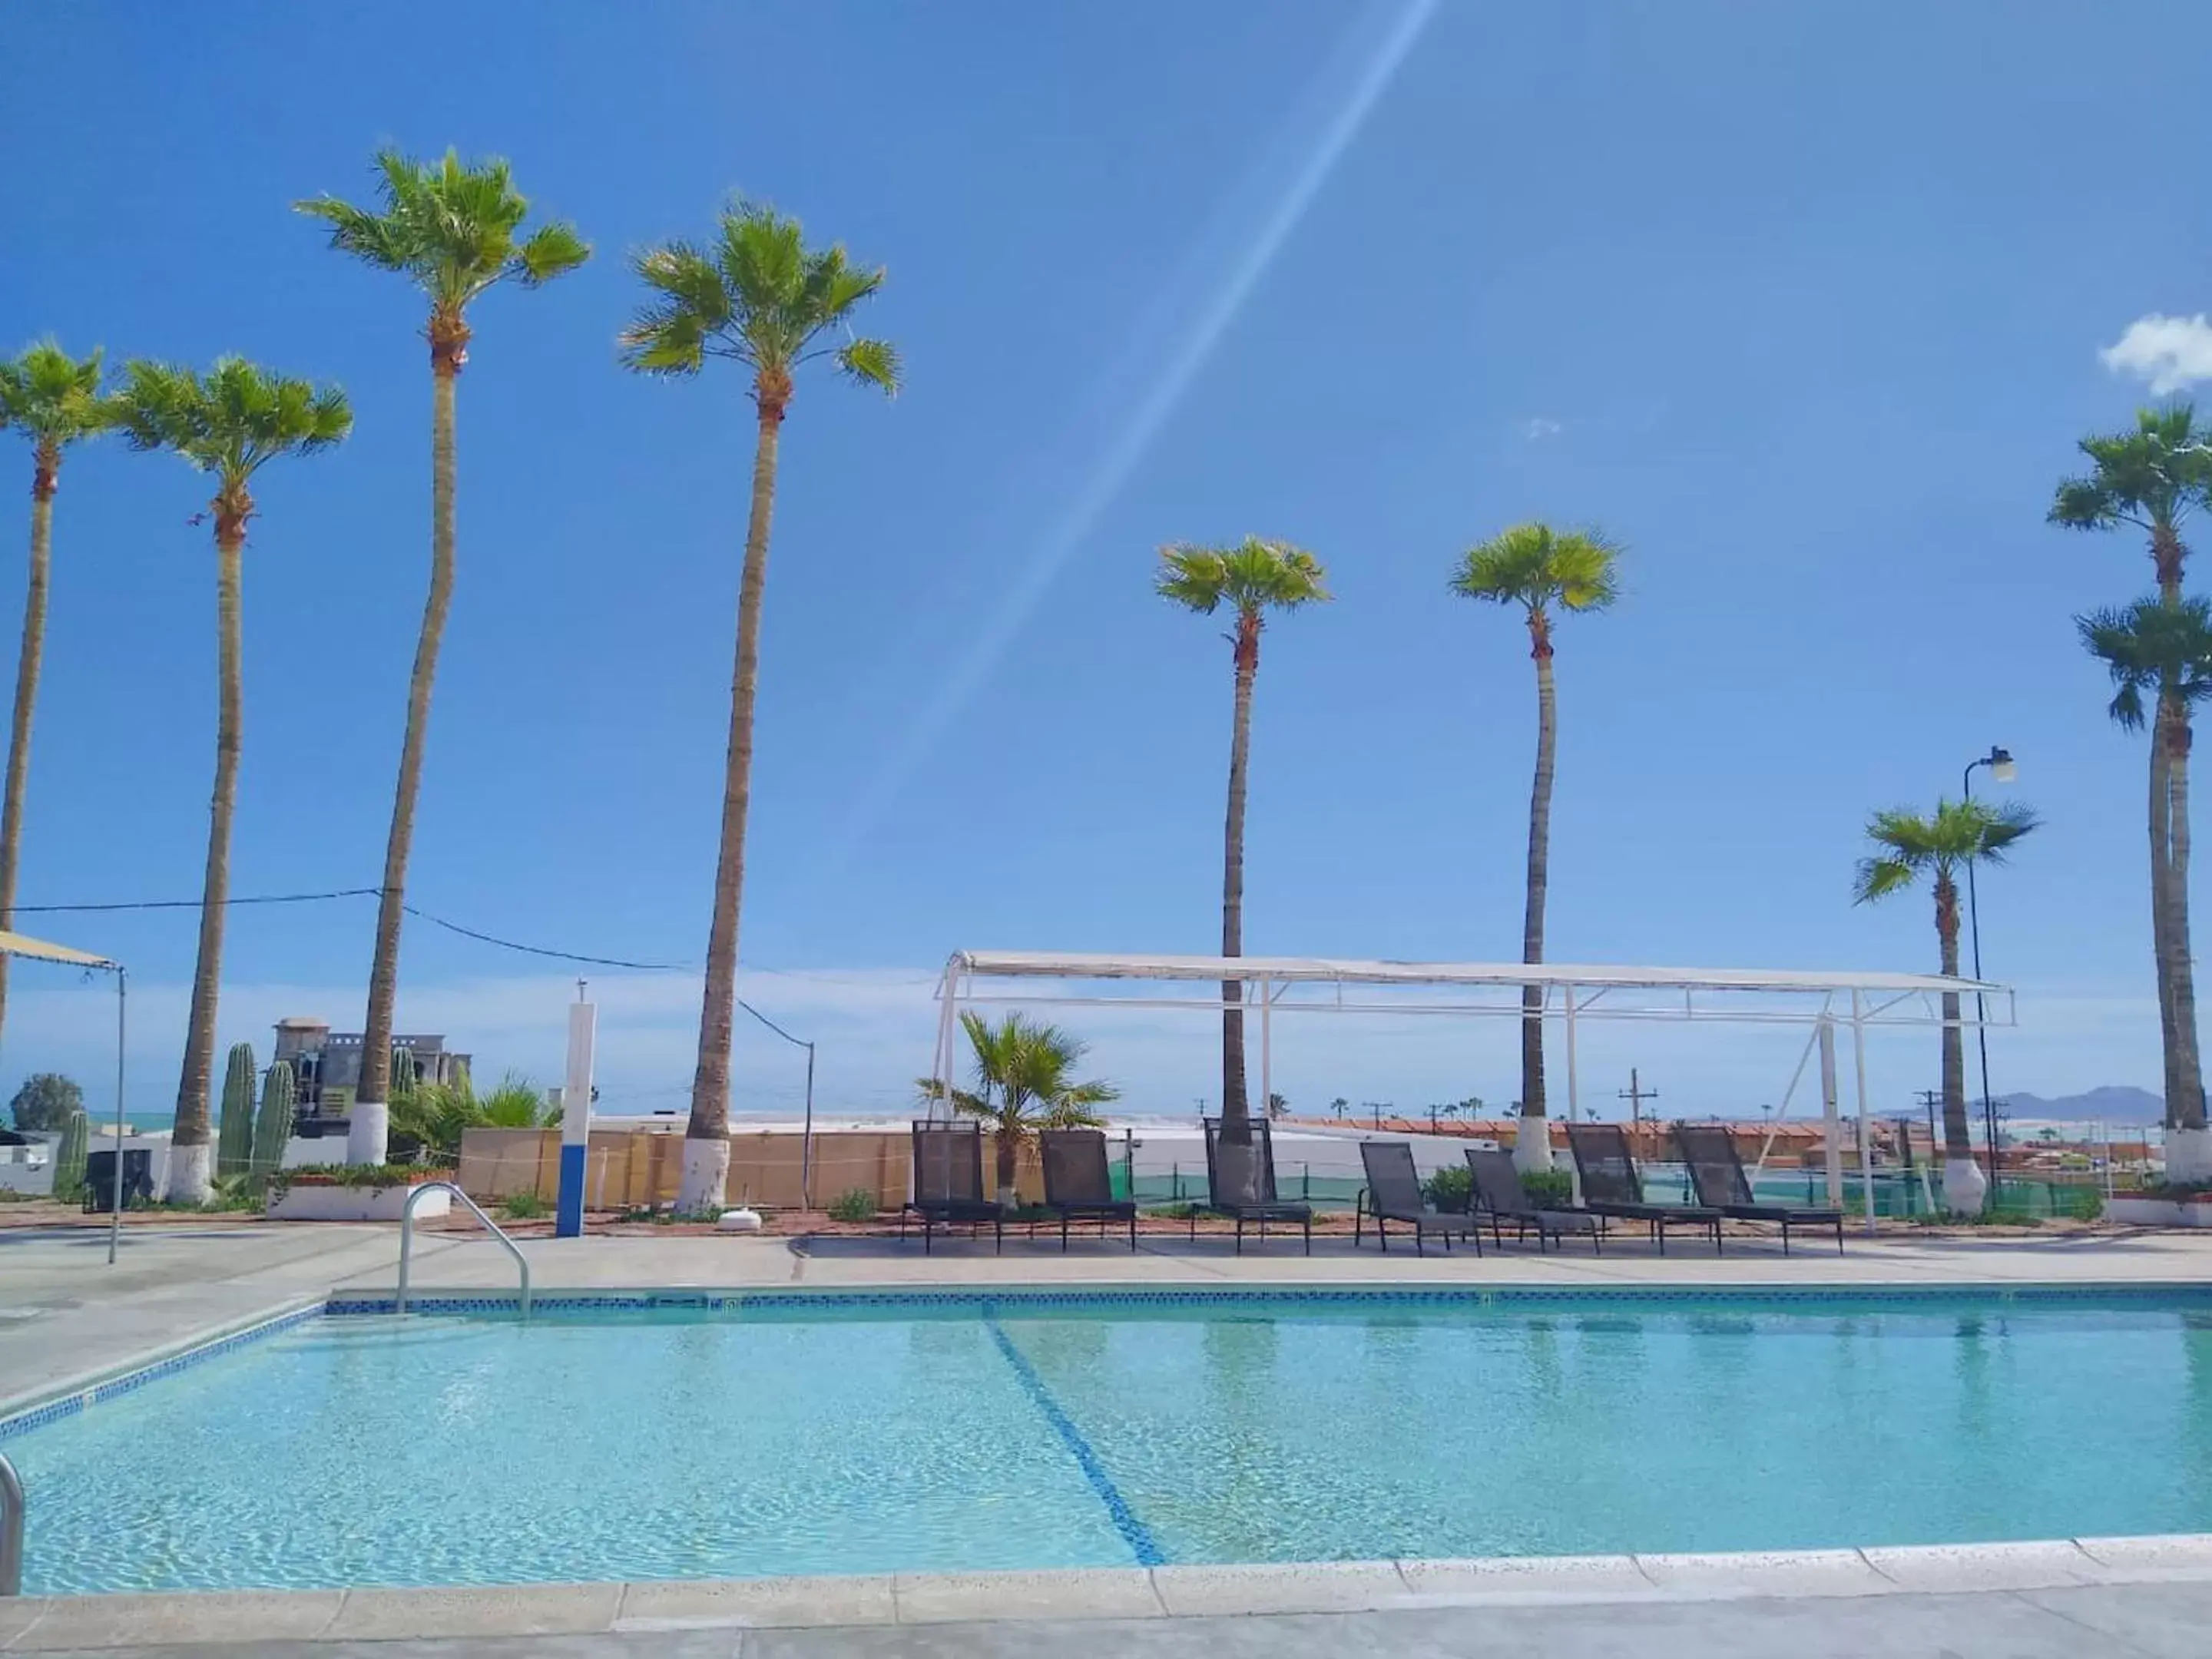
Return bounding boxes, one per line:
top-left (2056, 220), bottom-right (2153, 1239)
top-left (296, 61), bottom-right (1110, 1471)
top-left (5, 1538), bottom-right (2212, 1647)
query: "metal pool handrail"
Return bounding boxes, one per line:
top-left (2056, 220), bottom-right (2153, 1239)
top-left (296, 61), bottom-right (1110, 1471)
top-left (2, 1448), bottom-right (22, 1596)
top-left (396, 1181), bottom-right (531, 1319)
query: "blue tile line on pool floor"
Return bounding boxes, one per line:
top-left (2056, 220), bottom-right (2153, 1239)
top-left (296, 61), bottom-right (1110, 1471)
top-left (983, 1314), bottom-right (1165, 1568)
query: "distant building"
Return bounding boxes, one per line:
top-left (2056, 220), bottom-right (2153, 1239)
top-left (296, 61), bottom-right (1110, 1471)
top-left (273, 1018), bottom-right (472, 1126)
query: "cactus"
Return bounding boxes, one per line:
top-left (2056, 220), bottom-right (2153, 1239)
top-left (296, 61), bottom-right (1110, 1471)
top-left (252, 1059), bottom-right (296, 1174)
top-left (53, 1107), bottom-right (89, 1199)
top-left (391, 1047), bottom-right (419, 1101)
top-left (216, 1042), bottom-right (258, 1177)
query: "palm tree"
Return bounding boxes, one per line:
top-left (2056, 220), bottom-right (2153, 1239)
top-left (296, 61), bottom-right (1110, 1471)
top-left (1157, 538), bottom-right (1329, 1138)
top-left (0, 343), bottom-right (115, 1058)
top-left (1451, 523), bottom-right (1620, 1171)
top-left (296, 151), bottom-right (588, 1166)
top-left (116, 359), bottom-right (350, 1202)
top-left (2080, 596), bottom-right (2212, 1180)
top-left (1853, 798), bottom-right (2038, 1213)
top-left (920, 1011), bottom-right (1118, 1206)
top-left (2050, 404), bottom-right (2212, 604)
top-left (621, 199), bottom-right (898, 1214)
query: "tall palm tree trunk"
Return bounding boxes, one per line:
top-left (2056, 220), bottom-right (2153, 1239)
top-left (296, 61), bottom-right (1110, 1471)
top-left (353, 345), bottom-right (460, 1166)
top-left (677, 390), bottom-right (785, 1214)
top-left (2166, 704), bottom-right (2212, 1178)
top-left (169, 515), bottom-right (245, 1203)
top-left (0, 446), bottom-right (58, 1055)
top-left (2150, 721), bottom-right (2183, 1132)
top-left (1218, 618), bottom-right (1257, 1137)
top-left (1514, 626), bottom-right (1557, 1171)
top-left (2147, 521), bottom-right (2206, 1176)
top-left (1933, 871), bottom-right (1984, 1213)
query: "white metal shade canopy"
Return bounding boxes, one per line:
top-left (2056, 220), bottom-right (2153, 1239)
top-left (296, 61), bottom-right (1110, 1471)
top-left (0, 926), bottom-right (128, 1262)
top-left (932, 950), bottom-right (2018, 1232)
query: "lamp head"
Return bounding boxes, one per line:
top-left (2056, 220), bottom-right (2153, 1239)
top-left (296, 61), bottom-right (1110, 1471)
top-left (1988, 745), bottom-right (2016, 785)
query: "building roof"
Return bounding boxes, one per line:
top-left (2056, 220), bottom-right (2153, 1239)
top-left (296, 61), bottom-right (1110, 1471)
top-left (945, 951), bottom-right (1998, 996)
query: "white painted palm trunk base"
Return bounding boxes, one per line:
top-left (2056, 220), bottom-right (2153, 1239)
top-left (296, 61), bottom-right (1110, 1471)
top-left (2167, 1126), bottom-right (2212, 1184)
top-left (677, 1137), bottom-right (730, 1215)
top-left (1943, 1156), bottom-right (1988, 1215)
top-left (1512, 1119), bottom-right (1555, 1173)
top-left (347, 1100), bottom-right (389, 1167)
top-left (163, 1141), bottom-right (213, 1205)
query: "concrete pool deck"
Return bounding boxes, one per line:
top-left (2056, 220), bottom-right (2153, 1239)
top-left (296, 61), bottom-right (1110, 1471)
top-left (4, 1544), bottom-right (2212, 1654)
top-left (7, 1222), bottom-right (2212, 1654)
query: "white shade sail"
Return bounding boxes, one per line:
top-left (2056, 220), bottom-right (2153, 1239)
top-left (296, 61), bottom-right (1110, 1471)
top-left (0, 928), bottom-right (117, 970)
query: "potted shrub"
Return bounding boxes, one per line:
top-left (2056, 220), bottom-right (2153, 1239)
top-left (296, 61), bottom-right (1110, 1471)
top-left (265, 1163), bottom-right (452, 1222)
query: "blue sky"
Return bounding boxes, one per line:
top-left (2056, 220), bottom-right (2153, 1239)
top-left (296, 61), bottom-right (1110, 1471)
top-left (3, 0), bottom-right (2208, 1125)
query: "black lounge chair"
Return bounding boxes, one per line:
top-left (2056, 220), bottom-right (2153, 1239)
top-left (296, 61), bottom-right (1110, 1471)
top-left (899, 1119), bottom-right (1003, 1253)
top-left (1673, 1123), bottom-right (1845, 1255)
top-left (1354, 1141), bottom-right (1481, 1255)
top-left (1464, 1147), bottom-right (1601, 1253)
top-left (1194, 1116), bottom-right (1311, 1253)
top-left (1565, 1121), bottom-right (1723, 1253)
top-left (1039, 1128), bottom-right (1138, 1251)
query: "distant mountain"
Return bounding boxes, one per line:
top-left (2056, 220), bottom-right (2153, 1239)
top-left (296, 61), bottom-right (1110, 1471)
top-left (1992, 1086), bottom-right (2164, 1124)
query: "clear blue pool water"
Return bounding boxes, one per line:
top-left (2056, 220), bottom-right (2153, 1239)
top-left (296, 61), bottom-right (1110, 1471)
top-left (10, 1290), bottom-right (2212, 1594)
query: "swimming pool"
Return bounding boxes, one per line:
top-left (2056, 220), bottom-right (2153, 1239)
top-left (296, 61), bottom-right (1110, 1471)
top-left (8, 1287), bottom-right (2211, 1594)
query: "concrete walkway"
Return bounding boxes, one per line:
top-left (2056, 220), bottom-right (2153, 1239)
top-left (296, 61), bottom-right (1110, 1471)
top-left (6, 1570), bottom-right (2212, 1656)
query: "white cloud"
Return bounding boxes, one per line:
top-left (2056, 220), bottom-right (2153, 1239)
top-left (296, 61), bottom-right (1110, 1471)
top-left (2098, 313), bottom-right (2212, 394)
top-left (1522, 417), bottom-right (1563, 440)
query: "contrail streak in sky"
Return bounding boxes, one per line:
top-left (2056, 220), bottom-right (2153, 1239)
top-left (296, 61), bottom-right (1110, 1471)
top-left (824, 0), bottom-right (1440, 866)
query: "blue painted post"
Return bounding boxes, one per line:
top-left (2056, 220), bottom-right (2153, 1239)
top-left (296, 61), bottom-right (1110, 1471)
top-left (555, 993), bottom-right (597, 1238)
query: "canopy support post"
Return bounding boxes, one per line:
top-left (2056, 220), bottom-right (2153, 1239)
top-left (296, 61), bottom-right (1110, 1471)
top-left (1851, 989), bottom-right (1875, 1235)
top-left (1259, 975), bottom-right (1273, 1125)
top-left (108, 968), bottom-right (127, 1267)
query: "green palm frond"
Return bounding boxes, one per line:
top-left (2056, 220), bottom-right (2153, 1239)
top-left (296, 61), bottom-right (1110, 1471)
top-left (115, 356), bottom-right (351, 487)
top-left (618, 197), bottom-right (896, 398)
top-left (837, 337), bottom-right (900, 392)
top-left (2048, 402), bottom-right (2212, 534)
top-left (1452, 522), bottom-right (1622, 618)
top-left (1851, 797), bottom-right (2039, 904)
top-left (2078, 595), bottom-right (2212, 728)
top-left (0, 340), bottom-right (118, 450)
top-left (296, 147), bottom-right (589, 316)
top-left (1157, 538), bottom-right (1330, 618)
top-left (930, 1012), bottom-right (1118, 1139)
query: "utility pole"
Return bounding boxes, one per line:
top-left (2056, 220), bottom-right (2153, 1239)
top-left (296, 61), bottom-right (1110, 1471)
top-left (1618, 1069), bottom-right (1659, 1146)
top-left (1916, 1089), bottom-right (1942, 1168)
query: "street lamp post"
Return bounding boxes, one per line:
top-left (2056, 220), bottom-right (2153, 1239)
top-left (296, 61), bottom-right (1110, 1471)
top-left (1962, 744), bottom-right (2015, 1208)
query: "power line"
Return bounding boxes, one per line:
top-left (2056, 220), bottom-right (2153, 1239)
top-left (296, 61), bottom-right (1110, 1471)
top-left (401, 906), bottom-right (690, 972)
top-left (12, 886), bottom-right (381, 914)
top-left (9, 886), bottom-right (692, 972)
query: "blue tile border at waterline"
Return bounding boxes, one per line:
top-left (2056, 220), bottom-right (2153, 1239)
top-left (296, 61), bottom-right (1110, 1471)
top-left (0, 1303), bottom-right (323, 1444)
top-left (322, 1281), bottom-right (2212, 1320)
top-left (985, 1316), bottom-right (1164, 1566)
